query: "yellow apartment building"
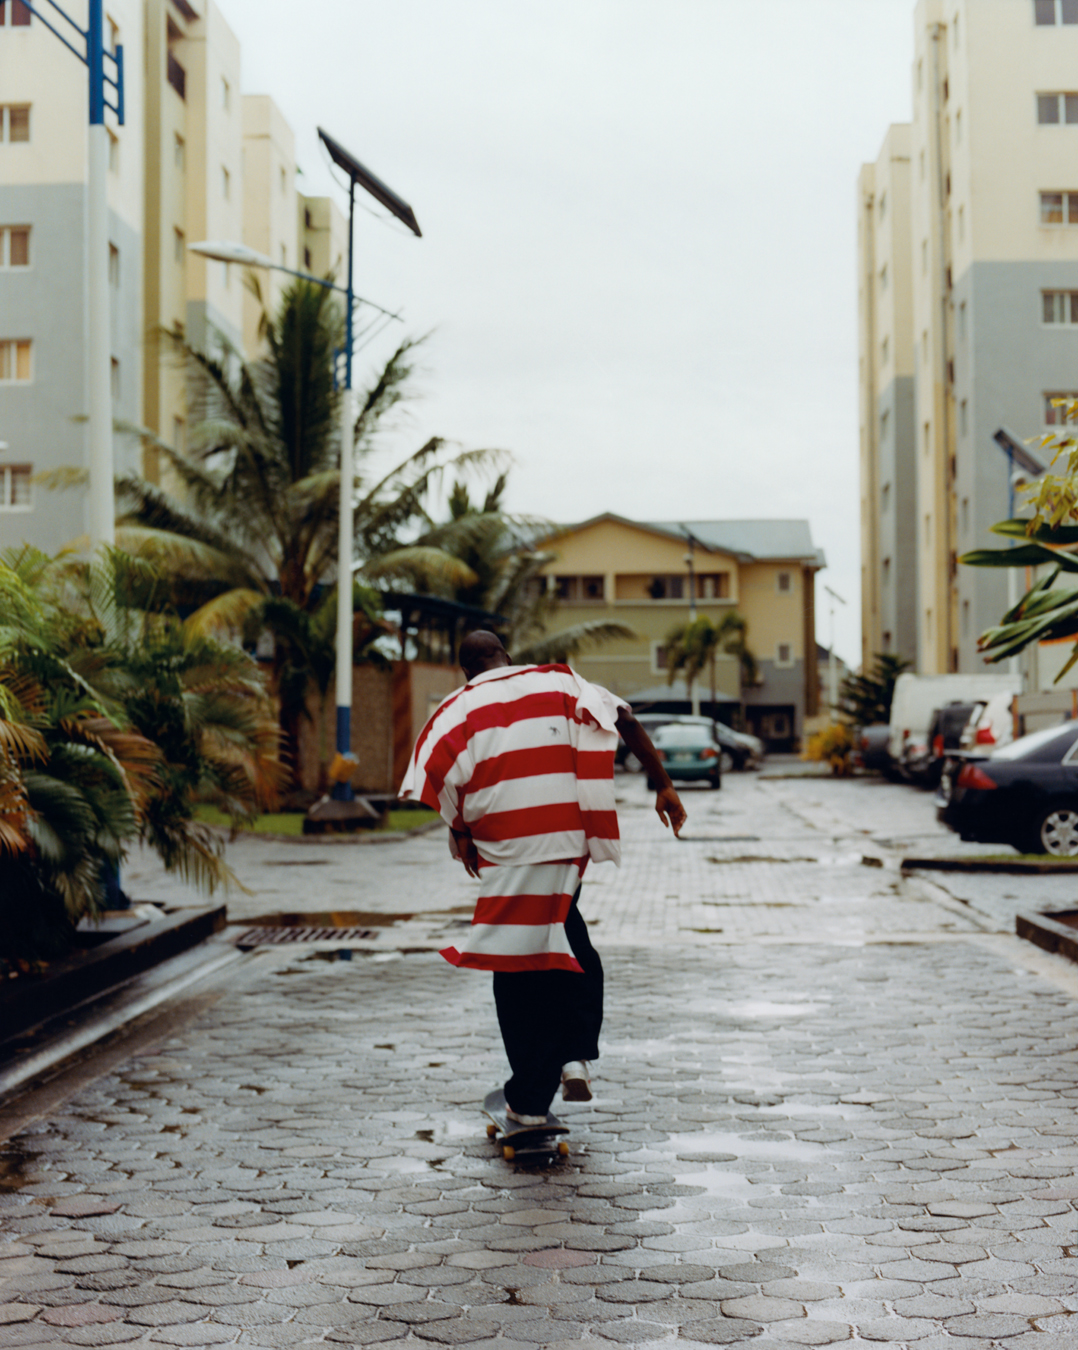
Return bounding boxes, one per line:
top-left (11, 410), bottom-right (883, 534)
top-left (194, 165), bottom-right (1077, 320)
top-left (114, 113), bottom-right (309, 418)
top-left (534, 514), bottom-right (824, 751)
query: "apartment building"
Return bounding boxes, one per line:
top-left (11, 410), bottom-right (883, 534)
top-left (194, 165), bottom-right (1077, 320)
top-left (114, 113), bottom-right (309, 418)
top-left (0, 0), bottom-right (350, 554)
top-left (860, 0), bottom-right (1078, 675)
top-left (0, 0), bottom-right (145, 551)
top-left (858, 124), bottom-right (918, 669)
top-left (533, 514), bottom-right (823, 751)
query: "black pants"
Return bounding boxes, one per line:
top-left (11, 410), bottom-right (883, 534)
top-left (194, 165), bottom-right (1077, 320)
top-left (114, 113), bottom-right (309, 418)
top-left (492, 889), bottom-right (603, 1117)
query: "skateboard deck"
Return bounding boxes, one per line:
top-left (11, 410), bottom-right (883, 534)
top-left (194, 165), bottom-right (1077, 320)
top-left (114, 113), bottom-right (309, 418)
top-left (482, 1089), bottom-right (570, 1161)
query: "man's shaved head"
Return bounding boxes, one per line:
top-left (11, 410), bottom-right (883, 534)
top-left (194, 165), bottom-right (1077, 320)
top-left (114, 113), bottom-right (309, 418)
top-left (460, 629), bottom-right (510, 681)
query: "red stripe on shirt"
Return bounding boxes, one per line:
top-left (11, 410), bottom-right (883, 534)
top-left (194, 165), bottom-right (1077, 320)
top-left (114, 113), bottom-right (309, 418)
top-left (469, 802), bottom-right (585, 842)
top-left (440, 945), bottom-right (583, 974)
top-left (472, 892), bottom-right (575, 927)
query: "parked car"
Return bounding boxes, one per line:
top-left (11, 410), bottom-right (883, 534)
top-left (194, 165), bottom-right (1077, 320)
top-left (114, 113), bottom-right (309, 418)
top-left (937, 720), bottom-right (1078, 854)
top-left (855, 723), bottom-right (894, 774)
top-left (648, 722), bottom-right (722, 789)
top-left (889, 672), bottom-right (1022, 780)
top-left (959, 690), bottom-right (1016, 753)
top-left (918, 701), bottom-right (977, 787)
top-left (621, 713), bottom-right (761, 772)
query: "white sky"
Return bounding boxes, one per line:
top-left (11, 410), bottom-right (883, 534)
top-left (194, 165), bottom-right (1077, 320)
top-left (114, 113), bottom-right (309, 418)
top-left (223, 0), bottom-right (916, 666)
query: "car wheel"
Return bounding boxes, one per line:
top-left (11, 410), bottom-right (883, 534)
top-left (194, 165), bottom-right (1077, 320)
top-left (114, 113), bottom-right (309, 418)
top-left (1033, 805), bottom-right (1078, 856)
top-left (719, 751), bottom-right (735, 774)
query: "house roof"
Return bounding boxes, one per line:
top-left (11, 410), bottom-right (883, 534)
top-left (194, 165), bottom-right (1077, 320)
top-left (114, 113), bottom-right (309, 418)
top-left (551, 513), bottom-right (824, 566)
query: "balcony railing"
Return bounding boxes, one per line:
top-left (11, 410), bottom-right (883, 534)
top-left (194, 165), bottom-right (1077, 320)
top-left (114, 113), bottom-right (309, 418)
top-left (167, 52), bottom-right (186, 100)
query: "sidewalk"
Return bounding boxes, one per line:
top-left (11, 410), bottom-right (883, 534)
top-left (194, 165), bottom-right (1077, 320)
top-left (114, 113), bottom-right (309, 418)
top-left (2, 775), bottom-right (1077, 1349)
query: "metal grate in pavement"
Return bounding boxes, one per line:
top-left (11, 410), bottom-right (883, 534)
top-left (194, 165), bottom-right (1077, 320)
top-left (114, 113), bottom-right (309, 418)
top-left (235, 926), bottom-right (378, 948)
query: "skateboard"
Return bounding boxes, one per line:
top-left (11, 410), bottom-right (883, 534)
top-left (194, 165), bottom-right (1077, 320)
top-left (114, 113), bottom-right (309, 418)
top-left (482, 1088), bottom-right (570, 1162)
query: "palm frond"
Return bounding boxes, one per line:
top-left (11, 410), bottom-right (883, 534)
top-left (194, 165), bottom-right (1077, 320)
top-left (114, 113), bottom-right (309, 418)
top-left (513, 621), bottom-right (637, 666)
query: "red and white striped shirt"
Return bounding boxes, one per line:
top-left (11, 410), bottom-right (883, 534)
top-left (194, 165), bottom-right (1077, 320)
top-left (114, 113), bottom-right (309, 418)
top-left (399, 664), bottom-right (628, 867)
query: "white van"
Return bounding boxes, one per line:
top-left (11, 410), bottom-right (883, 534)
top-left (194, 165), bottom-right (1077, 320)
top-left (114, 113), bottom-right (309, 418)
top-left (887, 672), bottom-right (1022, 770)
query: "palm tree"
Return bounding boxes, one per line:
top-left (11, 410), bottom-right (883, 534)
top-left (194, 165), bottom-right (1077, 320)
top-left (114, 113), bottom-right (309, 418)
top-left (368, 475), bottom-right (635, 662)
top-left (116, 281), bottom-right (494, 777)
top-left (665, 612), bottom-right (758, 722)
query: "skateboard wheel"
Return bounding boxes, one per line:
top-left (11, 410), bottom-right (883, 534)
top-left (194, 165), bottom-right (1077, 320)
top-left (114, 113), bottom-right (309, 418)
top-left (558, 1140), bottom-right (570, 1157)
top-left (486, 1124), bottom-right (498, 1139)
top-left (502, 1145), bottom-right (516, 1161)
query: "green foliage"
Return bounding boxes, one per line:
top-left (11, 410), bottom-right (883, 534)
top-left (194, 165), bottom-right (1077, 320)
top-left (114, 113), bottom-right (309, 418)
top-left (838, 652), bottom-right (910, 727)
top-left (664, 613), bottom-right (757, 701)
top-left (0, 548), bottom-right (282, 967)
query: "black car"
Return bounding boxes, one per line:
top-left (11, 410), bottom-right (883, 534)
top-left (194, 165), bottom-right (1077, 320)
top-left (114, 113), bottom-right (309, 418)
top-left (936, 720), bottom-right (1078, 855)
top-left (920, 701), bottom-right (977, 787)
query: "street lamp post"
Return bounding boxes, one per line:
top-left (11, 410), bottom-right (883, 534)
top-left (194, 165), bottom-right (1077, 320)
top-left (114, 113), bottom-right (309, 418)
top-left (24, 0), bottom-right (124, 548)
top-left (190, 132), bottom-right (420, 804)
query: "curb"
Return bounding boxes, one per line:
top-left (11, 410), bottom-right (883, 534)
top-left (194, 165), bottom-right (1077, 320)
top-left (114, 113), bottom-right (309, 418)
top-left (1016, 910), bottom-right (1078, 964)
top-left (901, 856), bottom-right (1078, 875)
top-left (0, 905), bottom-right (227, 1043)
top-left (202, 819), bottom-right (444, 846)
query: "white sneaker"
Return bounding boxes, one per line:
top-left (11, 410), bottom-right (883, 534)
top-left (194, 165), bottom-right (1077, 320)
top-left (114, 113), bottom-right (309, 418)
top-left (561, 1060), bottom-right (592, 1102)
top-left (505, 1105), bottom-right (547, 1126)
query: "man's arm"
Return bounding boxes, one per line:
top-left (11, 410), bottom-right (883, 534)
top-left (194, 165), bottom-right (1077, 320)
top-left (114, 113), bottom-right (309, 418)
top-left (615, 708), bottom-right (688, 837)
top-left (450, 827), bottom-right (481, 878)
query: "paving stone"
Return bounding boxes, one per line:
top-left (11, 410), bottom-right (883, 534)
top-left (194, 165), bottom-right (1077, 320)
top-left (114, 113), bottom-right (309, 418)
top-left (0, 1305), bottom-right (43, 1324)
top-left (149, 1325), bottom-right (238, 1345)
top-left (945, 1313), bottom-right (1044, 1337)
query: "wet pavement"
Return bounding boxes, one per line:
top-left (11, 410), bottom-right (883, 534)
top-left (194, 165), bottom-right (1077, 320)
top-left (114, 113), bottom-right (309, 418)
top-left (2, 774), bottom-right (1077, 1349)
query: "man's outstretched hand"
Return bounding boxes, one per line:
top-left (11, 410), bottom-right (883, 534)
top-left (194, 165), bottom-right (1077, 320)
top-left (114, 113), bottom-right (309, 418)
top-left (450, 827), bottom-right (481, 878)
top-left (655, 785), bottom-right (687, 837)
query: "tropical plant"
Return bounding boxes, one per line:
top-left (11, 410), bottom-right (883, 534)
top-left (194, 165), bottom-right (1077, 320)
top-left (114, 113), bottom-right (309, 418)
top-left (0, 547), bottom-right (283, 967)
top-left (803, 722), bottom-right (855, 775)
top-left (115, 282), bottom-right (494, 778)
top-left (664, 612), bottom-right (758, 715)
top-left (838, 652), bottom-right (910, 727)
top-left (368, 474), bottom-right (635, 663)
top-left (961, 396), bottom-right (1078, 675)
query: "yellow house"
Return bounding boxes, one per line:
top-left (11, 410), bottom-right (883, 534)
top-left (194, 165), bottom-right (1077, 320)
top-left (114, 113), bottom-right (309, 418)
top-left (535, 514), bottom-right (824, 751)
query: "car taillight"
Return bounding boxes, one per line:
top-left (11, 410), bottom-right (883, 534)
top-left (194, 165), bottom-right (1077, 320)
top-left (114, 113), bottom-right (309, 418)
top-left (700, 747), bottom-right (718, 760)
top-left (902, 728), bottom-right (910, 740)
top-left (657, 750), bottom-right (667, 762)
top-left (932, 735), bottom-right (943, 757)
top-left (957, 763), bottom-right (998, 790)
top-left (975, 726), bottom-right (996, 745)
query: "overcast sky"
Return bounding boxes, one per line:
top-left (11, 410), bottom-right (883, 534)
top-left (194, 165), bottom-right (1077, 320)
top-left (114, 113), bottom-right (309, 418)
top-left (223, 0), bottom-right (915, 665)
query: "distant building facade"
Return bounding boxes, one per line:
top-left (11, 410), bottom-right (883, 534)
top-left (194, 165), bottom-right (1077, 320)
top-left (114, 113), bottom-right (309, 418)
top-left (0, 0), bottom-right (344, 554)
top-left (860, 0), bottom-right (1078, 675)
top-left (534, 514), bottom-right (824, 751)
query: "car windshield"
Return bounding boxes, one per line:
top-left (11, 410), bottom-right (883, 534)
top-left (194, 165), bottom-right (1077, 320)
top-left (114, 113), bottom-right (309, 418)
top-left (655, 725), bottom-right (713, 747)
top-left (991, 721), bottom-right (1078, 762)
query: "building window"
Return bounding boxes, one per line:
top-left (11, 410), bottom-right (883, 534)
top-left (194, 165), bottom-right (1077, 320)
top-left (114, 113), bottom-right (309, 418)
top-left (174, 134), bottom-right (185, 169)
top-left (921, 239), bottom-right (928, 274)
top-left (880, 409), bottom-right (890, 440)
top-left (0, 464), bottom-right (31, 509)
top-left (554, 575), bottom-right (605, 602)
top-left (919, 150), bottom-right (925, 181)
top-left (650, 641), bottom-right (670, 674)
top-left (961, 497), bottom-right (969, 533)
top-left (697, 572), bottom-right (729, 599)
top-left (775, 643), bottom-right (793, 667)
top-left (1043, 290), bottom-right (1078, 323)
top-left (1044, 391), bottom-right (1078, 424)
top-left (280, 243), bottom-right (286, 266)
top-left (917, 59), bottom-right (923, 92)
top-left (644, 574), bottom-right (684, 601)
top-left (1, 104), bottom-right (30, 142)
top-left (221, 166), bottom-right (230, 200)
top-left (881, 336), bottom-right (889, 365)
top-left (174, 227), bottom-right (184, 263)
top-left (1038, 92), bottom-right (1078, 123)
top-left (110, 357), bottom-right (120, 401)
top-left (0, 225), bottom-right (29, 268)
top-left (922, 330), bottom-right (929, 364)
top-left (0, 338), bottom-right (31, 381)
top-left (777, 571), bottom-right (792, 594)
top-left (959, 399), bottom-right (968, 436)
top-left (166, 17), bottom-right (186, 102)
top-left (303, 246), bottom-right (312, 269)
top-left (107, 128), bottom-right (119, 172)
top-left (882, 482), bottom-right (891, 512)
top-left (923, 421), bottom-right (931, 456)
top-left (1040, 190), bottom-right (1078, 224)
top-left (108, 243), bottom-right (119, 287)
top-left (0, 2), bottom-right (32, 26)
top-left (173, 417), bottom-right (185, 453)
top-left (958, 302), bottom-right (967, 339)
top-left (280, 165), bottom-right (287, 195)
top-left (961, 599), bottom-right (970, 636)
top-left (879, 263), bottom-right (888, 291)
top-left (882, 558), bottom-right (891, 588)
top-left (955, 109), bottom-right (962, 143)
top-left (958, 205), bottom-right (964, 241)
top-left (1036, 0), bottom-right (1078, 22)
top-left (879, 191), bottom-right (887, 220)
top-left (221, 77), bottom-right (230, 110)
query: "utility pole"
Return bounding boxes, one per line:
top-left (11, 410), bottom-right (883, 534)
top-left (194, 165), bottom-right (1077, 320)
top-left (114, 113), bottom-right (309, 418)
top-left (24, 0), bottom-right (124, 548)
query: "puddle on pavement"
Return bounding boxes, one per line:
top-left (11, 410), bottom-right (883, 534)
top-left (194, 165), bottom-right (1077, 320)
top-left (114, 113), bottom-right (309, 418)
top-left (240, 906), bottom-right (474, 929)
top-left (377, 1156), bottom-right (432, 1174)
top-left (722, 1000), bottom-right (830, 1018)
top-left (659, 1128), bottom-right (839, 1200)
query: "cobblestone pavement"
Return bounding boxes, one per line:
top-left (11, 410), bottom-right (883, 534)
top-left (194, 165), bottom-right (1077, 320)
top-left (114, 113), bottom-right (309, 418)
top-left (3, 775), bottom-right (1078, 1349)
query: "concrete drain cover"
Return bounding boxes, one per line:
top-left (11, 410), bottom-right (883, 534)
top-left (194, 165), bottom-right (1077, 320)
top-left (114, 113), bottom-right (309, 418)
top-left (235, 926), bottom-right (378, 948)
